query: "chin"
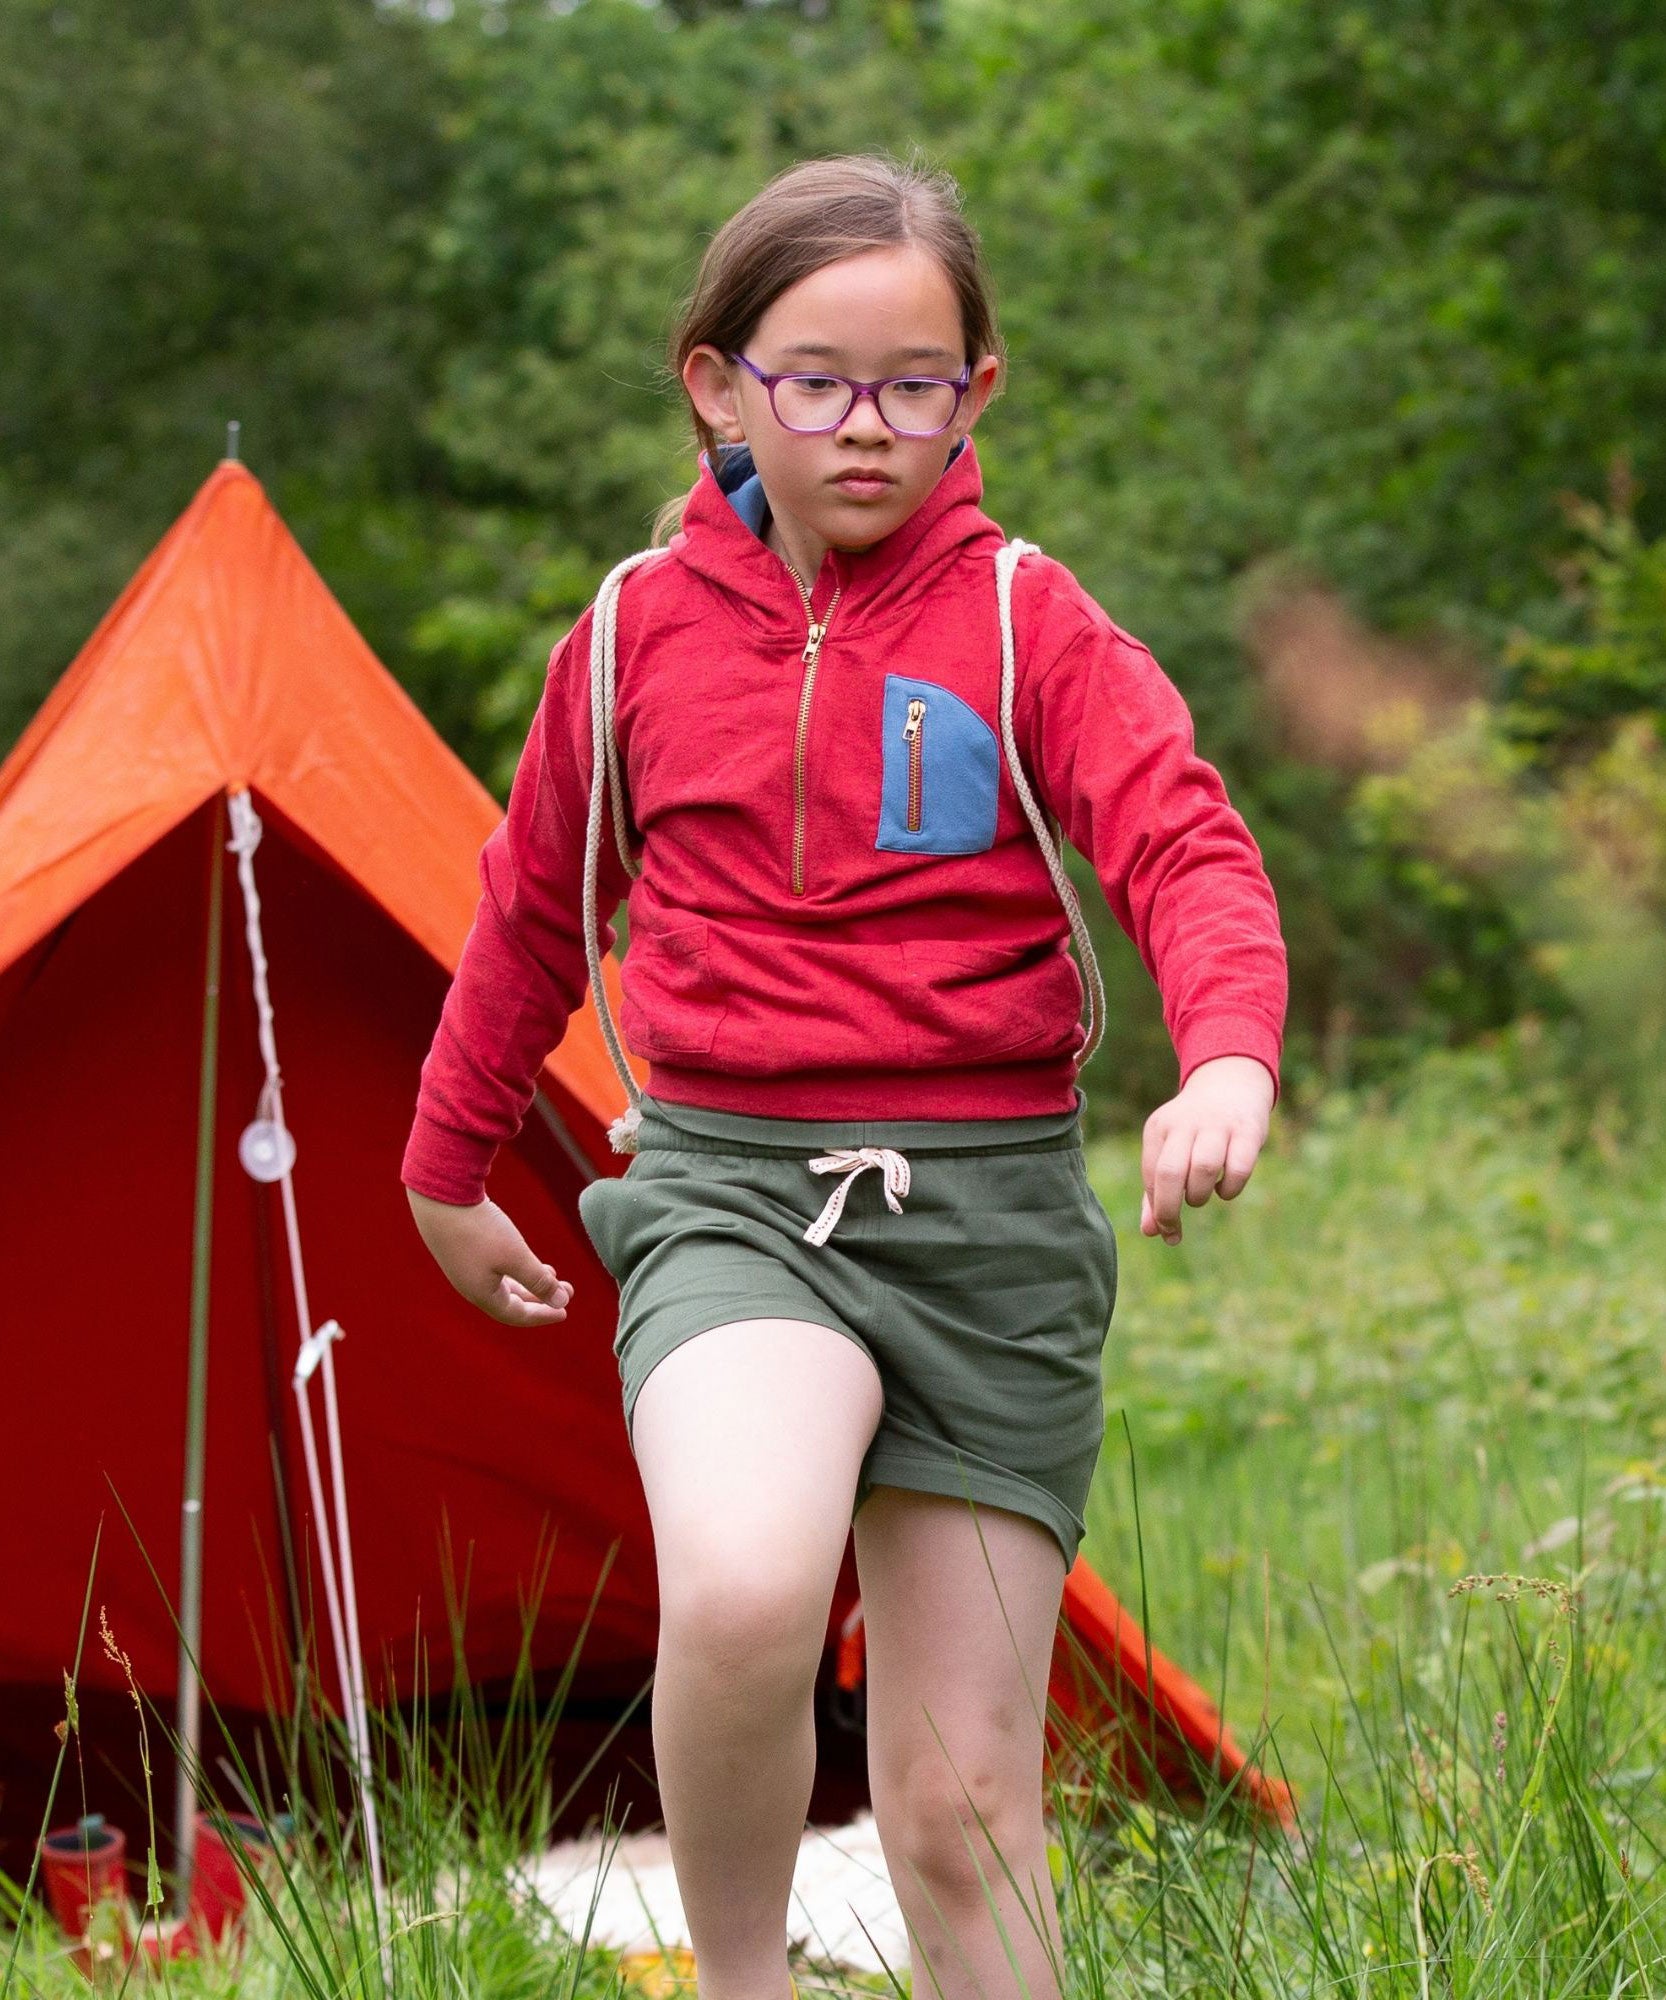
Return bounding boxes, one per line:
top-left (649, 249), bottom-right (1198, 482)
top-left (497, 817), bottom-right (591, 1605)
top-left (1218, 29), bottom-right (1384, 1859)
top-left (823, 498), bottom-right (907, 542)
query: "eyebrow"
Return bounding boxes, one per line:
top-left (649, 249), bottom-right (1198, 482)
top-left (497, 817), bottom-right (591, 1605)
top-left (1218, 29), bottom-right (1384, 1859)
top-left (775, 342), bottom-right (962, 366)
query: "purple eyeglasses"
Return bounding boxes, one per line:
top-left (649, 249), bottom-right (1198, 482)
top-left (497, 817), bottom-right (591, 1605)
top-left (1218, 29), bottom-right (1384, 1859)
top-left (727, 352), bottom-right (973, 438)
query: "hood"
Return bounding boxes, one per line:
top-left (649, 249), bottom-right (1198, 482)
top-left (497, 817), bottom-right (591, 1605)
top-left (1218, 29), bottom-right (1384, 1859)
top-left (669, 433), bottom-right (1004, 638)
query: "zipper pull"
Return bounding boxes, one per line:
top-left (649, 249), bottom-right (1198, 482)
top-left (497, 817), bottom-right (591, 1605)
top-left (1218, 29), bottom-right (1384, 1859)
top-left (903, 698), bottom-right (925, 741)
top-left (802, 622), bottom-right (827, 667)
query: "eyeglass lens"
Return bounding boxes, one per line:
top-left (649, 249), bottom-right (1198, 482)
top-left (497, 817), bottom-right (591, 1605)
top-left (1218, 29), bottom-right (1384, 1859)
top-left (773, 375), bottom-right (959, 436)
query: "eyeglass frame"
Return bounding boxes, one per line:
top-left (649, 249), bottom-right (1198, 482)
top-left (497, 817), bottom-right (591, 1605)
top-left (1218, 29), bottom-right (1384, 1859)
top-left (725, 351), bottom-right (974, 438)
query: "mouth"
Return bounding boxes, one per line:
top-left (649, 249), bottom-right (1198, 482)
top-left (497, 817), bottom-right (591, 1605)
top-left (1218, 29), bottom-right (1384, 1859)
top-left (831, 469), bottom-right (897, 497)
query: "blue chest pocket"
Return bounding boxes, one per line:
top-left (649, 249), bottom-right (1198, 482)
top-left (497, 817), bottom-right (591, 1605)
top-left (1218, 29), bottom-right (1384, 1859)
top-left (876, 674), bottom-right (1000, 857)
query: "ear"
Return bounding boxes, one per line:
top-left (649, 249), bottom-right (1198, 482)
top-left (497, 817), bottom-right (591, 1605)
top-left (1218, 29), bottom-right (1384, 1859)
top-left (952, 353), bottom-right (1003, 440)
top-left (684, 345), bottom-right (747, 444)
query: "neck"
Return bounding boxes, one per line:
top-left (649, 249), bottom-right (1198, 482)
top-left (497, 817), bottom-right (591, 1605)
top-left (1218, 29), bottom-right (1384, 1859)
top-left (764, 510), bottom-right (834, 590)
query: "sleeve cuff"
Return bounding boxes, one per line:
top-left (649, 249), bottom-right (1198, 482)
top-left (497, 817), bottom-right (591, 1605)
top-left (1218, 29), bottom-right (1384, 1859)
top-left (400, 1115), bottom-right (498, 1208)
top-left (1174, 1016), bottom-right (1284, 1107)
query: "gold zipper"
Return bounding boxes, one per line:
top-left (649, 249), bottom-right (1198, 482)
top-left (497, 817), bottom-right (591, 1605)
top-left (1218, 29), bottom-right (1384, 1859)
top-left (903, 697), bottom-right (925, 832)
top-left (784, 557), bottom-right (842, 896)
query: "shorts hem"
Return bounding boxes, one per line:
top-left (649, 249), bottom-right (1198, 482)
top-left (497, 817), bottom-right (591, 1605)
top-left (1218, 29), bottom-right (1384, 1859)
top-left (620, 1303), bottom-right (872, 1442)
top-left (858, 1443), bottom-right (1083, 1567)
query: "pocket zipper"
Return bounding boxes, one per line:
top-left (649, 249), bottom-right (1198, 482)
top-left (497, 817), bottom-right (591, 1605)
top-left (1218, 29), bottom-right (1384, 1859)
top-left (902, 697), bottom-right (926, 833)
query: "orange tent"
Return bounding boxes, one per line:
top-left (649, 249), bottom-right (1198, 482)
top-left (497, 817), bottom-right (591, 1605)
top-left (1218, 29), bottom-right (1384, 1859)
top-left (0, 459), bottom-right (1287, 1871)
top-left (0, 458), bottom-right (664, 1864)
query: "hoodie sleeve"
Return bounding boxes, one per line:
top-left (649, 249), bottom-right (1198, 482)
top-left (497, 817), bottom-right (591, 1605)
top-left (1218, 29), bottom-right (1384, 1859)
top-left (401, 606), bottom-right (629, 1205)
top-left (1015, 576), bottom-right (1287, 1103)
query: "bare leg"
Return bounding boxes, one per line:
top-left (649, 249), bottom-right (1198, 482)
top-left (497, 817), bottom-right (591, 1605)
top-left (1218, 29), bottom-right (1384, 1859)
top-left (855, 1489), bottom-right (1068, 1999)
top-left (629, 1319), bottom-right (884, 2000)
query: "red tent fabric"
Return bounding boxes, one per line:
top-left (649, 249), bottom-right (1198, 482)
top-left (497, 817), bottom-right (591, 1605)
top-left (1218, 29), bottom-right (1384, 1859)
top-left (0, 460), bottom-right (1288, 1865)
top-left (0, 461), bottom-right (660, 1843)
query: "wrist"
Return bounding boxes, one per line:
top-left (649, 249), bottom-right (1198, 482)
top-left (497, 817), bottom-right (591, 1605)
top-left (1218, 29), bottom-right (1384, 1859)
top-left (406, 1186), bottom-right (485, 1210)
top-left (1180, 1053), bottom-right (1276, 1104)
top-left (1174, 1019), bottom-right (1283, 1107)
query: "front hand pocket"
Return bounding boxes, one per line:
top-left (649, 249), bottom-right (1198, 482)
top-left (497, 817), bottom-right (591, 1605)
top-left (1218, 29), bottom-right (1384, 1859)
top-left (899, 934), bottom-right (1084, 1065)
top-left (619, 917), bottom-right (727, 1057)
top-left (875, 674), bottom-right (999, 857)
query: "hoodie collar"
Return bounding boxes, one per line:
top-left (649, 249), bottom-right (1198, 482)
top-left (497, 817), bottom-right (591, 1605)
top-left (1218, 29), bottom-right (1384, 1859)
top-left (670, 433), bottom-right (1001, 634)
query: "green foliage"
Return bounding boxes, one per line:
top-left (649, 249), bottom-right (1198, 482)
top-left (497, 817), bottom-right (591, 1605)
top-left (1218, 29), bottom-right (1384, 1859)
top-left (1500, 483), bottom-right (1666, 767)
top-left (1349, 500), bottom-right (1666, 1123)
top-left (0, 0), bottom-right (451, 748)
top-left (5, 0), bottom-right (1666, 1103)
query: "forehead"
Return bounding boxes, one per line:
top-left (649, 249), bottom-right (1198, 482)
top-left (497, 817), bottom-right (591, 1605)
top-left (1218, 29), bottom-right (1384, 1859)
top-left (752, 243), bottom-right (964, 366)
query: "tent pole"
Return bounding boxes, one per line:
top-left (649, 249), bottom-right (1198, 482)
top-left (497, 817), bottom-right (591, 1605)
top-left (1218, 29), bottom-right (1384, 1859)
top-left (174, 790), bottom-right (225, 1917)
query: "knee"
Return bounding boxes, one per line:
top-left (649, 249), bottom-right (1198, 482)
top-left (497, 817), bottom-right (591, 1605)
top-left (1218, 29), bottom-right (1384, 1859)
top-left (875, 1742), bottom-right (1042, 1906)
top-left (658, 1553), bottom-right (828, 1700)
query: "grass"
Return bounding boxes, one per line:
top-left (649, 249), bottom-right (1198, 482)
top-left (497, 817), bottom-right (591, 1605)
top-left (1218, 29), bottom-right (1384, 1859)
top-left (4, 1031), bottom-right (1664, 1996)
top-left (1070, 1028), bottom-right (1666, 1995)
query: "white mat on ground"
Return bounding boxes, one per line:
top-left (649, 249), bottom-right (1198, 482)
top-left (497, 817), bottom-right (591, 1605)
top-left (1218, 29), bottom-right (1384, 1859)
top-left (527, 1811), bottom-right (908, 1973)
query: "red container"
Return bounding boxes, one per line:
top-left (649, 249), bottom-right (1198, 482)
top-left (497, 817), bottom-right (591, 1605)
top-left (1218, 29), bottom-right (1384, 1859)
top-left (40, 1817), bottom-right (128, 1940)
top-left (187, 1812), bottom-right (278, 1942)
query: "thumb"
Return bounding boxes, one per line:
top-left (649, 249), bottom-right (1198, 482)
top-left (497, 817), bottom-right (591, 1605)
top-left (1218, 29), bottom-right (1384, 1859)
top-left (497, 1235), bottom-right (559, 1301)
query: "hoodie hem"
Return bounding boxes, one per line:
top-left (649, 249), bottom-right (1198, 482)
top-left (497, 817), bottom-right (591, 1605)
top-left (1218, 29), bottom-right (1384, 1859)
top-left (644, 1056), bottom-right (1082, 1122)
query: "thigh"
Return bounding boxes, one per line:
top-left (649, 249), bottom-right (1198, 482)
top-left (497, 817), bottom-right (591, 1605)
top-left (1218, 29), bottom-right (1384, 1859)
top-left (854, 1488), bottom-right (1067, 1798)
top-left (858, 1143), bottom-right (1116, 1566)
top-left (632, 1318), bottom-right (885, 1613)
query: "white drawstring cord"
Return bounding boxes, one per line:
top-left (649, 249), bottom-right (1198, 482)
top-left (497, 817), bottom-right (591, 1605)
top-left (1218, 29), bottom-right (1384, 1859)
top-left (994, 538), bottom-right (1107, 1064)
top-left (581, 547), bottom-right (667, 1153)
top-left (803, 1147), bottom-right (912, 1247)
top-left (225, 789), bottom-right (384, 1914)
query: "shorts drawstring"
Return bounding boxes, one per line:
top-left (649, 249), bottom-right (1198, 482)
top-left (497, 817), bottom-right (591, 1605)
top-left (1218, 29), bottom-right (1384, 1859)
top-left (803, 1147), bottom-right (911, 1247)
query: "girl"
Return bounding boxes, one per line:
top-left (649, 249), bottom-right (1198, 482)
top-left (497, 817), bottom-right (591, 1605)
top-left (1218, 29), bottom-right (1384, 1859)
top-left (404, 155), bottom-right (1285, 1999)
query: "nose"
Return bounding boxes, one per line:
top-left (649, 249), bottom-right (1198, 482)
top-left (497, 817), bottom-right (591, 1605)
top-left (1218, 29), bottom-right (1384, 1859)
top-left (835, 385), bottom-right (893, 444)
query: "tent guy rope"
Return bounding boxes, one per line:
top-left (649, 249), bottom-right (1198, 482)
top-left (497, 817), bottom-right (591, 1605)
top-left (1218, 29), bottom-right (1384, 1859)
top-left (224, 786), bottom-right (385, 1911)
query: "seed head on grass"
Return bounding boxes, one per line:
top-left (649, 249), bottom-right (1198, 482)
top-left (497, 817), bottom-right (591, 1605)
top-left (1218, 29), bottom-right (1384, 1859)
top-left (1450, 1570), bottom-right (1580, 1672)
top-left (98, 1605), bottom-right (166, 1944)
top-left (55, 1670), bottom-right (79, 1747)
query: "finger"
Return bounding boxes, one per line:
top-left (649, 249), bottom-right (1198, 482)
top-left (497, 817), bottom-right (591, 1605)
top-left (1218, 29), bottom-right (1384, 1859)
top-left (502, 1276), bottom-right (571, 1309)
top-left (1140, 1188), bottom-right (1158, 1239)
top-left (1140, 1109), bottom-right (1168, 1205)
top-left (503, 1275), bottom-right (574, 1307)
top-left (1184, 1126), bottom-right (1230, 1207)
top-left (489, 1279), bottom-right (565, 1327)
top-left (1152, 1126), bottom-right (1192, 1242)
top-left (1217, 1122), bottom-right (1263, 1200)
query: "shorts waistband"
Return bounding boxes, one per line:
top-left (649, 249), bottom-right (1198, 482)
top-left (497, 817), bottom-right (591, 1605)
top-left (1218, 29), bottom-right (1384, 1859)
top-left (635, 1090), bottom-right (1084, 1161)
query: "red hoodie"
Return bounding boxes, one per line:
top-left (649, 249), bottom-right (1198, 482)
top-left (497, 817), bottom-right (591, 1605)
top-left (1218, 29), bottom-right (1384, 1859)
top-left (401, 434), bottom-right (1286, 1206)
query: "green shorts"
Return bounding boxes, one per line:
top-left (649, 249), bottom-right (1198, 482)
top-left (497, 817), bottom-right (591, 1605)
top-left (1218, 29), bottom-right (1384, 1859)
top-left (576, 1091), bottom-right (1118, 1564)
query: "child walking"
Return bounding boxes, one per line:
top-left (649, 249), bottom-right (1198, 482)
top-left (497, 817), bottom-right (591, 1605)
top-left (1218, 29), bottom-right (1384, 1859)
top-left (403, 154), bottom-right (1286, 1999)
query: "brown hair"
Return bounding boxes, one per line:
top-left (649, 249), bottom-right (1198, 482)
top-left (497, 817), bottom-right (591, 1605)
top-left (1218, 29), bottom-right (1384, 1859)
top-left (650, 151), bottom-right (1007, 545)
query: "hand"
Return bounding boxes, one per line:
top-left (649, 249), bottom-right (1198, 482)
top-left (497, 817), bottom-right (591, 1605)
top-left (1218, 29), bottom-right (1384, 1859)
top-left (1140, 1055), bottom-right (1275, 1246)
top-left (405, 1188), bottom-right (574, 1327)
